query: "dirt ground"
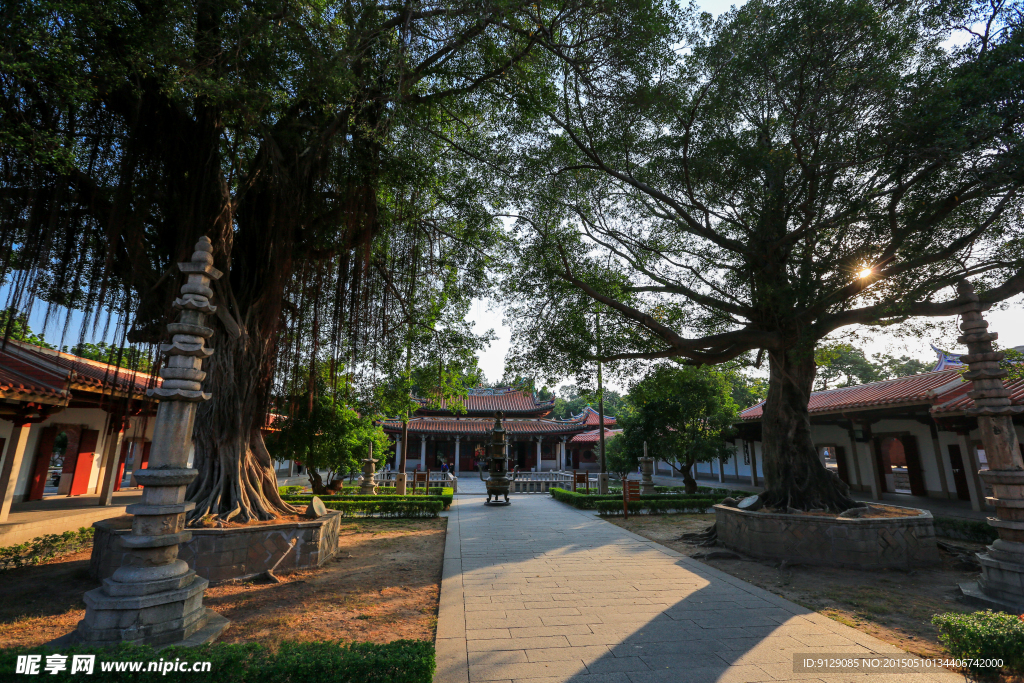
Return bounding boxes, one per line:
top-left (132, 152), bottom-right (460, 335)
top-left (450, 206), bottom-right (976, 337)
top-left (608, 513), bottom-right (983, 659)
top-left (0, 517), bottom-right (446, 648)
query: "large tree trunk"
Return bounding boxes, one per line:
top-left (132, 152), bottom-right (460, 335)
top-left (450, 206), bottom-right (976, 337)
top-left (186, 314), bottom-right (299, 524)
top-left (760, 348), bottom-right (856, 511)
top-left (680, 457), bottom-right (698, 494)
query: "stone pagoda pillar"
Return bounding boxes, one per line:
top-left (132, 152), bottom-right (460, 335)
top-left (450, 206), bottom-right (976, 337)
top-left (957, 281), bottom-right (1024, 611)
top-left (71, 237), bottom-right (229, 646)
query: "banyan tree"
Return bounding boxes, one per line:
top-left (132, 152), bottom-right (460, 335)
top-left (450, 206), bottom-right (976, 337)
top-left (0, 0), bottom-right (638, 522)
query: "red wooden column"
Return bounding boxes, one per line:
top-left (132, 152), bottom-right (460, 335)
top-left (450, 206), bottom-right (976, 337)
top-left (28, 426), bottom-right (58, 501)
top-left (113, 440), bottom-right (131, 492)
top-left (69, 430), bottom-right (99, 496)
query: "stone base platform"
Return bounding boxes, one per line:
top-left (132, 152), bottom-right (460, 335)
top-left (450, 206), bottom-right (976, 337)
top-left (715, 504), bottom-right (940, 569)
top-left (91, 511), bottom-right (342, 584)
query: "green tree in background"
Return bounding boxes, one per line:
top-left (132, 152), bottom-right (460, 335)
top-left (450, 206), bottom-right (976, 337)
top-left (0, 311), bottom-right (53, 349)
top-left (618, 365), bottom-right (737, 494)
top-left (267, 370), bottom-right (389, 496)
top-left (553, 385), bottom-right (626, 420)
top-left (814, 343), bottom-right (933, 390)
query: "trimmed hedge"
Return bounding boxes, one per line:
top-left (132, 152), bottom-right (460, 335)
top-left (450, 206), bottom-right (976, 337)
top-left (933, 610), bottom-right (1024, 674)
top-left (283, 487), bottom-right (454, 509)
top-left (550, 487), bottom-right (732, 511)
top-left (0, 527), bottom-right (94, 571)
top-left (0, 640), bottom-right (434, 682)
top-left (595, 498), bottom-right (718, 516)
top-left (320, 499), bottom-right (444, 518)
top-left (933, 516), bottom-right (999, 543)
top-left (278, 485), bottom-right (305, 496)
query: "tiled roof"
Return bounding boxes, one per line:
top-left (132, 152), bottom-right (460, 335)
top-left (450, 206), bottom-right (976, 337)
top-left (569, 428), bottom-right (622, 444)
top-left (0, 347), bottom-right (70, 401)
top-left (577, 406), bottom-right (618, 427)
top-left (415, 387), bottom-right (554, 415)
top-left (932, 377), bottom-right (1024, 415)
top-left (739, 370), bottom-right (964, 421)
top-left (381, 417), bottom-right (586, 436)
top-left (0, 339), bottom-right (158, 401)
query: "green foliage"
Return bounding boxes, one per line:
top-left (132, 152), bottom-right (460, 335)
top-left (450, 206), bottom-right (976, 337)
top-left (932, 611), bottom-right (1024, 674)
top-left (0, 527), bottom-right (94, 571)
top-left (933, 516), bottom-right (999, 543)
top-left (63, 341), bottom-right (153, 373)
top-left (278, 486), bottom-right (305, 496)
top-left (549, 487), bottom-right (741, 510)
top-left (595, 498), bottom-right (718, 516)
top-left (282, 488), bottom-right (454, 509)
top-left (814, 343), bottom-right (933, 390)
top-left (552, 386), bottom-right (626, 420)
top-left (318, 499), bottom-right (444, 519)
top-left (267, 368), bottom-right (390, 480)
top-left (0, 640), bottom-right (435, 682)
top-left (1001, 347), bottom-right (1024, 383)
top-left (616, 365), bottom-right (737, 487)
top-left (0, 311), bottom-right (52, 348)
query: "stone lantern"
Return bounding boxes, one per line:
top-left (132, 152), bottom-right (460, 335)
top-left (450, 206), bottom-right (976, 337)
top-left (359, 442), bottom-right (379, 496)
top-left (640, 441), bottom-right (655, 495)
top-left (479, 412), bottom-right (518, 505)
top-left (956, 282), bottom-right (1024, 611)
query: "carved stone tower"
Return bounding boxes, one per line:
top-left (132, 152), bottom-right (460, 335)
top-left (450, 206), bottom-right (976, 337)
top-left (71, 236), bottom-right (229, 646)
top-left (956, 282), bottom-right (1024, 611)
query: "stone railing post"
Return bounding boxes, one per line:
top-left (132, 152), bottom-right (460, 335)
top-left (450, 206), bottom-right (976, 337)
top-left (70, 236), bottom-right (228, 647)
top-left (957, 281), bottom-right (1024, 611)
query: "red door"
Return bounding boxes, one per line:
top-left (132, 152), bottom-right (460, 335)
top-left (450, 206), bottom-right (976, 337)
top-left (28, 427), bottom-right (58, 500)
top-left (70, 430), bottom-right (99, 496)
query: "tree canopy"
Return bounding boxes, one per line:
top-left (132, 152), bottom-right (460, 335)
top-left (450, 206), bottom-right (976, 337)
top-left (615, 364), bottom-right (738, 493)
top-left (490, 0), bottom-right (1024, 510)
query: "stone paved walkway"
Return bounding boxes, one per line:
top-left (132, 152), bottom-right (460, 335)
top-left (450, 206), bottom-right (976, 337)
top-left (436, 494), bottom-right (963, 683)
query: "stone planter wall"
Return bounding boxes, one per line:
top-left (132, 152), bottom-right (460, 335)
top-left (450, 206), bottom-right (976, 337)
top-left (91, 512), bottom-right (342, 584)
top-left (714, 504), bottom-right (940, 569)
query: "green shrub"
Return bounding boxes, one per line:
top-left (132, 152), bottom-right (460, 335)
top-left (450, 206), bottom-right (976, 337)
top-left (594, 498), bottom-right (717, 516)
top-left (550, 487), bottom-right (730, 511)
top-left (933, 516), bottom-right (999, 543)
top-left (282, 487), bottom-right (454, 510)
top-left (933, 610), bottom-right (1024, 674)
top-left (0, 640), bottom-right (434, 682)
top-left (0, 527), bottom-right (94, 571)
top-left (278, 485), bottom-right (305, 496)
top-left (320, 499), bottom-right (444, 518)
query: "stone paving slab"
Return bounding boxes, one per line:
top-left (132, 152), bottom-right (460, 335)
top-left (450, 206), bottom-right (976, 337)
top-left (435, 494), bottom-right (965, 683)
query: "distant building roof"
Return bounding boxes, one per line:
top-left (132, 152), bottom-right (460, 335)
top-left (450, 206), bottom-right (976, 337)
top-left (739, 370), bottom-right (964, 420)
top-left (414, 387), bottom-right (555, 417)
top-left (931, 344), bottom-right (964, 371)
top-left (381, 416), bottom-right (588, 437)
top-left (932, 377), bottom-right (1024, 417)
top-left (0, 339), bottom-right (158, 403)
top-left (569, 428), bottom-right (622, 444)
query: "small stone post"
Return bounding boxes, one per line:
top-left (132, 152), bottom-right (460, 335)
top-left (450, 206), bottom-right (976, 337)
top-left (359, 442), bottom-right (379, 496)
top-left (70, 237), bottom-right (229, 646)
top-left (640, 441), bottom-right (655, 495)
top-left (956, 282), bottom-right (1024, 611)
